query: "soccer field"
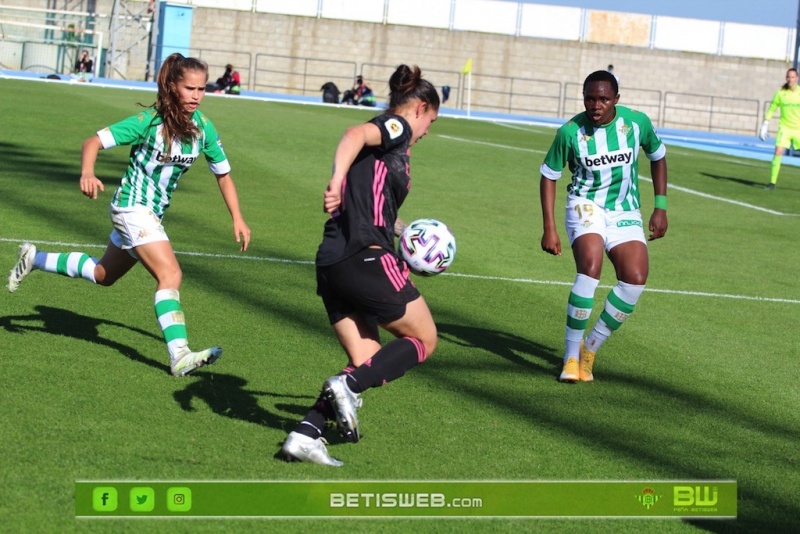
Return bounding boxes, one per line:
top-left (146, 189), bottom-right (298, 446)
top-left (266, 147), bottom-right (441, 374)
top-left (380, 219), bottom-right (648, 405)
top-left (1, 78), bottom-right (798, 532)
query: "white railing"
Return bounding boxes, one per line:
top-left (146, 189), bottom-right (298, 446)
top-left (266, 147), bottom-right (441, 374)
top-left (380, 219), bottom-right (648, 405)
top-left (165, 0), bottom-right (795, 61)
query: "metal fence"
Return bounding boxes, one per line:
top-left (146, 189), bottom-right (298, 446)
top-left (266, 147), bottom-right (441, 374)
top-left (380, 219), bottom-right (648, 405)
top-left (251, 54), bottom-right (358, 98)
top-left (564, 83), bottom-right (663, 125)
top-left (234, 54), bottom-right (764, 136)
top-left (663, 93), bottom-right (761, 135)
top-left (5, 37), bottom-right (766, 136)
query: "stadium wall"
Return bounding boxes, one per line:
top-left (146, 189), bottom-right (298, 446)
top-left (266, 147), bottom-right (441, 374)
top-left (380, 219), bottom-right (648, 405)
top-left (184, 4), bottom-right (790, 116)
top-left (1, 0), bottom-right (792, 130)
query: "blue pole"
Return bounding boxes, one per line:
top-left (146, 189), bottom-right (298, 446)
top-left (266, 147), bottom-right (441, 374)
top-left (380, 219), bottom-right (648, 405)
top-left (795, 0), bottom-right (800, 69)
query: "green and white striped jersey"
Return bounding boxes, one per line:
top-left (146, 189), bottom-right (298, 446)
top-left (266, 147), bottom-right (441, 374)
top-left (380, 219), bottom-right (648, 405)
top-left (97, 108), bottom-right (231, 218)
top-left (540, 105), bottom-right (666, 211)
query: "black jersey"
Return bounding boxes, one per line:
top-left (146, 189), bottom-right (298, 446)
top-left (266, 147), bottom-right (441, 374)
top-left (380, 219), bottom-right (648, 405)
top-left (316, 114), bottom-right (413, 267)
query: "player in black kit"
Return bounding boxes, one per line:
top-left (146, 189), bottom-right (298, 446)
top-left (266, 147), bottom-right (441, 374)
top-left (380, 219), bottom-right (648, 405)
top-left (281, 65), bottom-right (440, 466)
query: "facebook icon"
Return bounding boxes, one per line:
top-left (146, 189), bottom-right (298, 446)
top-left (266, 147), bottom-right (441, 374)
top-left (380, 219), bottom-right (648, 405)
top-left (92, 487), bottom-right (118, 512)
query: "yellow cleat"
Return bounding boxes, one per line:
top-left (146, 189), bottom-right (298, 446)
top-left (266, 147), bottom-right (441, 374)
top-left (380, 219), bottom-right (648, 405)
top-left (559, 357), bottom-right (580, 383)
top-left (579, 342), bottom-right (596, 382)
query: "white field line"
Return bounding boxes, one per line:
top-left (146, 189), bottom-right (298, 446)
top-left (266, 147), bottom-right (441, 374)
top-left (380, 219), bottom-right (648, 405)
top-left (436, 134), bottom-right (797, 216)
top-left (666, 147), bottom-right (764, 167)
top-left (1, 237), bottom-right (797, 305)
top-left (443, 272), bottom-right (800, 305)
top-left (438, 134), bottom-right (547, 154)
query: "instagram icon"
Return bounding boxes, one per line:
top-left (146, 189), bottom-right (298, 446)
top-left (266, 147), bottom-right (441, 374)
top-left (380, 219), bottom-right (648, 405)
top-left (166, 487), bottom-right (192, 512)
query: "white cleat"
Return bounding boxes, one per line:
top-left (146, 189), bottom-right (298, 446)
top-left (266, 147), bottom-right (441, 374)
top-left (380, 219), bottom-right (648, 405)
top-left (281, 432), bottom-right (343, 467)
top-left (7, 242), bottom-right (37, 293)
top-left (170, 346), bottom-right (222, 376)
top-left (323, 375), bottom-right (362, 443)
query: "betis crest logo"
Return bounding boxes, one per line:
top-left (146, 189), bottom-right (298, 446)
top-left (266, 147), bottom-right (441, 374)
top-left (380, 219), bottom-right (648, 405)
top-left (637, 487), bottom-right (661, 510)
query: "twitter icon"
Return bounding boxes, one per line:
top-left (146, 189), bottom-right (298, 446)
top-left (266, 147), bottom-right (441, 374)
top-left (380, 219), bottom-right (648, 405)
top-left (130, 487), bottom-right (155, 512)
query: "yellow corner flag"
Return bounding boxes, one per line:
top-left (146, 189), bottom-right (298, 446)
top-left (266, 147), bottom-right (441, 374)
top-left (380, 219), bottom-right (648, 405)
top-left (462, 58), bottom-right (472, 75)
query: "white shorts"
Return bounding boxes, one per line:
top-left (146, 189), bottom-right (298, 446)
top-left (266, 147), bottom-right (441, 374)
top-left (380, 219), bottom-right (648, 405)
top-left (565, 195), bottom-right (646, 250)
top-left (109, 205), bottom-right (169, 254)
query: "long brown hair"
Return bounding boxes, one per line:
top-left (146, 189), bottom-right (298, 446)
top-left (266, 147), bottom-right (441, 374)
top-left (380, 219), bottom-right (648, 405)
top-left (153, 53), bottom-right (208, 150)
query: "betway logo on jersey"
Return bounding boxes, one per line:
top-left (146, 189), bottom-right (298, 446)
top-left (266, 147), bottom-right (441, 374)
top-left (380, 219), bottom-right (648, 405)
top-left (582, 148), bottom-right (633, 169)
top-left (156, 151), bottom-right (197, 165)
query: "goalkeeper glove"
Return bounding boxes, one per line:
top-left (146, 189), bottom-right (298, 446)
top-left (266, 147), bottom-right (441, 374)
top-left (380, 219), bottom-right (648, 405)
top-left (759, 120), bottom-right (769, 141)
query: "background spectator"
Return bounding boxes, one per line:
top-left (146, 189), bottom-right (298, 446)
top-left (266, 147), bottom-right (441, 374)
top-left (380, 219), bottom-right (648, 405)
top-left (72, 50), bottom-right (93, 82)
top-left (342, 75), bottom-right (376, 106)
top-left (212, 64), bottom-right (241, 95)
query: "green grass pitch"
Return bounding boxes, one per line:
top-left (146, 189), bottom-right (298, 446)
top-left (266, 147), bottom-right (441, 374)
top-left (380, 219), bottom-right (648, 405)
top-left (0, 78), bottom-right (798, 532)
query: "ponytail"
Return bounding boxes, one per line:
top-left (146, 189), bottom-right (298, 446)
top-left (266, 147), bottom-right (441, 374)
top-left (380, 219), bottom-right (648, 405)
top-left (386, 65), bottom-right (439, 114)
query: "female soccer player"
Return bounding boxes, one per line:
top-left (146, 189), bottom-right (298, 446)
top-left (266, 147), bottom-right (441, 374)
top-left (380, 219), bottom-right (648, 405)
top-left (281, 64), bottom-right (440, 466)
top-left (6, 53), bottom-right (251, 376)
top-left (539, 69), bottom-right (668, 383)
top-left (759, 68), bottom-right (800, 190)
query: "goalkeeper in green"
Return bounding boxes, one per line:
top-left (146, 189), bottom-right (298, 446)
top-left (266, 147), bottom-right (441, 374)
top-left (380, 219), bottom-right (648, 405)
top-left (760, 68), bottom-right (800, 190)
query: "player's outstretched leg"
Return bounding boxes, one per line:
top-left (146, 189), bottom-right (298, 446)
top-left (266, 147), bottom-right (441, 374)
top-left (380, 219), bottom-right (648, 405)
top-left (281, 432), bottom-right (343, 467)
top-left (7, 242), bottom-right (37, 293)
top-left (155, 289), bottom-right (222, 376)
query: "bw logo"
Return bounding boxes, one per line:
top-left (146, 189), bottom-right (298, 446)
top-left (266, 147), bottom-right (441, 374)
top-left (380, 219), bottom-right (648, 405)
top-left (674, 486), bottom-right (718, 506)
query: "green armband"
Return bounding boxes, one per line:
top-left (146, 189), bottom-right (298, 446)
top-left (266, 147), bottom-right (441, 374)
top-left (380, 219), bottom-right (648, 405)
top-left (654, 195), bottom-right (668, 210)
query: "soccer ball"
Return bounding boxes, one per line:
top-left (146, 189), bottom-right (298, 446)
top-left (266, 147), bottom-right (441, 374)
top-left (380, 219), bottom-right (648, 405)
top-left (399, 218), bottom-right (456, 276)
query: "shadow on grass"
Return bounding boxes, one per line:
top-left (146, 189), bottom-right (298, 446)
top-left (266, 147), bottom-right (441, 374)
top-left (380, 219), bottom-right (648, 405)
top-left (1, 139), bottom-right (127, 241)
top-left (437, 322), bottom-right (559, 375)
top-left (425, 322), bottom-right (799, 532)
top-left (110, 252), bottom-right (797, 529)
top-left (0, 304), bottom-right (168, 373)
top-left (173, 372), bottom-right (315, 434)
top-left (0, 140), bottom-right (121, 185)
top-left (699, 172), bottom-right (764, 189)
top-left (697, 171), bottom-right (797, 193)
top-left (0, 141), bottom-right (77, 181)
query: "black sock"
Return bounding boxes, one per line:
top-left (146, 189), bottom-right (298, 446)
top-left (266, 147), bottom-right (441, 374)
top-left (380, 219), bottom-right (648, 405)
top-left (293, 394), bottom-right (334, 439)
top-left (348, 337), bottom-right (425, 392)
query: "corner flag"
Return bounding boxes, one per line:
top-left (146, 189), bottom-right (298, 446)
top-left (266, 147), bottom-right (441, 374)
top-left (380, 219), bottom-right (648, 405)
top-left (462, 58), bottom-right (473, 117)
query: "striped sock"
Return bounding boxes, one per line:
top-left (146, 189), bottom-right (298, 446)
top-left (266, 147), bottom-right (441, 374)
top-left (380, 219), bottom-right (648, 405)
top-left (565, 273), bottom-right (599, 362)
top-left (585, 281), bottom-right (645, 352)
top-left (154, 289), bottom-right (188, 359)
top-left (34, 252), bottom-right (97, 283)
